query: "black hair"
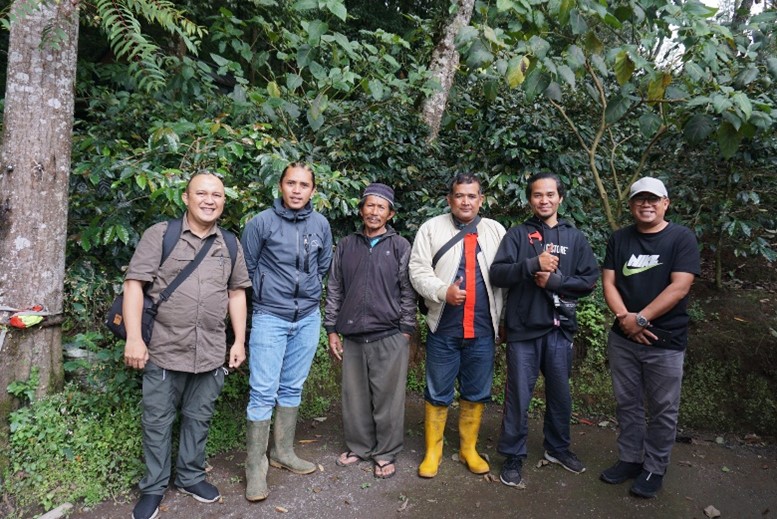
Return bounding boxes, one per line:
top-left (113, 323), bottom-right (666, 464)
top-left (185, 169), bottom-right (223, 193)
top-left (447, 172), bottom-right (482, 195)
top-left (525, 172), bottom-right (565, 199)
top-left (280, 161), bottom-right (316, 188)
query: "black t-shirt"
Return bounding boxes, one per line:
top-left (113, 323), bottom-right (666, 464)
top-left (603, 222), bottom-right (700, 350)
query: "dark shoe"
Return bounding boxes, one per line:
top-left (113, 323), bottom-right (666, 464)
top-left (600, 460), bottom-right (643, 484)
top-left (132, 494), bottom-right (162, 519)
top-left (544, 450), bottom-right (586, 474)
top-left (499, 456), bottom-right (524, 488)
top-left (177, 480), bottom-right (221, 503)
top-left (630, 470), bottom-right (663, 498)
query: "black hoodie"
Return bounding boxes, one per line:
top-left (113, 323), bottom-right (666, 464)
top-left (490, 216), bottom-right (599, 342)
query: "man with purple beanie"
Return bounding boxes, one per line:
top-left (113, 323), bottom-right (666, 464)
top-left (325, 183), bottom-right (416, 479)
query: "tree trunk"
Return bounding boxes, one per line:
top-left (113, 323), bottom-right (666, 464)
top-left (420, 0), bottom-right (476, 142)
top-left (0, 0), bottom-right (79, 423)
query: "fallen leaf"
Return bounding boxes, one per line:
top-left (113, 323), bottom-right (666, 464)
top-left (721, 466), bottom-right (731, 473)
top-left (312, 487), bottom-right (322, 493)
top-left (578, 418), bottom-right (594, 426)
top-left (313, 416), bottom-right (327, 422)
top-left (715, 436), bottom-right (725, 445)
top-left (703, 504), bottom-right (721, 518)
top-left (275, 506), bottom-right (288, 513)
top-left (298, 439), bottom-right (318, 444)
top-left (361, 483), bottom-right (371, 489)
top-left (484, 473), bottom-right (498, 483)
top-left (397, 499), bottom-right (409, 512)
top-left (598, 420), bottom-right (610, 428)
top-left (317, 463), bottom-right (324, 472)
top-left (733, 316), bottom-right (747, 322)
top-left (678, 460), bottom-right (693, 467)
top-left (536, 459), bottom-right (549, 468)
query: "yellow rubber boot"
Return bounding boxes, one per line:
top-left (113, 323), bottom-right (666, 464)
top-left (458, 400), bottom-right (489, 474)
top-left (418, 402), bottom-right (448, 478)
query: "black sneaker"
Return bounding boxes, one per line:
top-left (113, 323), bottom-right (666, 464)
top-left (544, 450), bottom-right (586, 474)
top-left (630, 470), bottom-right (663, 498)
top-left (177, 480), bottom-right (221, 503)
top-left (600, 460), bottom-right (643, 484)
top-left (132, 494), bottom-right (162, 519)
top-left (499, 456), bottom-right (524, 487)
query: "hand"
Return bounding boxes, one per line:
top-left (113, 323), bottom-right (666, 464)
top-left (616, 312), bottom-right (656, 344)
top-left (124, 337), bottom-right (149, 370)
top-left (534, 271), bottom-right (551, 288)
top-left (538, 251), bottom-right (558, 272)
top-left (228, 343), bottom-right (246, 369)
top-left (329, 332), bottom-right (343, 361)
top-left (445, 277), bottom-right (466, 305)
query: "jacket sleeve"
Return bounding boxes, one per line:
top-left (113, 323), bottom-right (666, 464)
top-left (398, 242), bottom-right (417, 335)
top-left (490, 226), bottom-right (540, 288)
top-left (546, 233), bottom-right (600, 298)
top-left (318, 218), bottom-right (334, 279)
top-left (240, 216), bottom-right (264, 282)
top-left (409, 222), bottom-right (448, 303)
top-left (323, 240), bottom-right (344, 333)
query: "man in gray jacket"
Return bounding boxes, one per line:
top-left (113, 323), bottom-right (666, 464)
top-left (240, 162), bottom-right (333, 502)
top-left (409, 173), bottom-right (506, 479)
top-left (325, 183), bottom-right (416, 479)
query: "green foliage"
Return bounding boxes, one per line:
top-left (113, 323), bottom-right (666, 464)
top-left (6, 368), bottom-right (40, 405)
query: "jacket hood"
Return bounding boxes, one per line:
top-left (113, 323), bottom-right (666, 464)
top-left (524, 215), bottom-right (574, 231)
top-left (273, 197), bottom-right (313, 221)
top-left (355, 225), bottom-right (398, 240)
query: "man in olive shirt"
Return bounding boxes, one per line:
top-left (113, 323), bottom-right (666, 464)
top-left (123, 171), bottom-right (251, 519)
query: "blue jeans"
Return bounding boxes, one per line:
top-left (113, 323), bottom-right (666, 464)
top-left (424, 332), bottom-right (495, 406)
top-left (498, 329), bottom-right (573, 458)
top-left (247, 310), bottom-right (321, 421)
top-left (607, 331), bottom-right (684, 475)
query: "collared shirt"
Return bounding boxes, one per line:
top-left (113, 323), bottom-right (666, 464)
top-left (126, 215), bottom-right (251, 373)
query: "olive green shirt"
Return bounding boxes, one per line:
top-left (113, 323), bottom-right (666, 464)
top-left (126, 215), bottom-right (251, 373)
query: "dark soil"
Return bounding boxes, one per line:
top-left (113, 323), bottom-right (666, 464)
top-left (68, 393), bottom-right (777, 519)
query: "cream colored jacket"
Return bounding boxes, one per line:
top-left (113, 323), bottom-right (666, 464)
top-left (409, 213), bottom-right (506, 335)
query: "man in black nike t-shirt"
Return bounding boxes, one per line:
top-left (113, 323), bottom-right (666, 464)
top-left (600, 177), bottom-right (700, 499)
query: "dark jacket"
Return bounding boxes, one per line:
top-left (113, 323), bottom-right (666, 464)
top-left (490, 216), bottom-right (599, 342)
top-left (241, 198), bottom-right (333, 322)
top-left (324, 227), bottom-right (416, 341)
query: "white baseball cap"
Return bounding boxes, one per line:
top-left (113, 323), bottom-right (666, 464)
top-left (629, 177), bottom-right (668, 199)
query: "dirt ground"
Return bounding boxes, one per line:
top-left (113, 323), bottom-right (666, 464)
top-left (68, 394), bottom-right (777, 519)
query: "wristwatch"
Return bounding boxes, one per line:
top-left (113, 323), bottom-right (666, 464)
top-left (635, 313), bottom-right (649, 328)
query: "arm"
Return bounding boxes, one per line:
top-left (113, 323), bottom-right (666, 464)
top-left (408, 224), bottom-right (449, 303)
top-left (123, 279), bottom-right (149, 370)
top-left (240, 217), bottom-right (264, 281)
top-left (318, 220), bottom-right (334, 278)
top-left (398, 244), bottom-right (417, 337)
top-left (545, 238), bottom-right (600, 298)
top-left (324, 245), bottom-right (344, 361)
top-left (490, 229), bottom-right (545, 288)
top-left (227, 288), bottom-right (247, 368)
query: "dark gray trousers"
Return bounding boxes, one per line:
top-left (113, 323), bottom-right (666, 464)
top-left (341, 332), bottom-right (409, 463)
top-left (138, 361), bottom-right (225, 495)
top-left (607, 331), bottom-right (684, 475)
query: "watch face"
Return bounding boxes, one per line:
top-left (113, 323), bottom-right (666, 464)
top-left (636, 315), bottom-right (648, 327)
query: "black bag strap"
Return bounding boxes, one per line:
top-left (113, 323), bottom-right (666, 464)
top-left (219, 228), bottom-right (238, 273)
top-left (161, 218), bottom-right (236, 272)
top-left (431, 216), bottom-right (481, 268)
top-left (147, 234), bottom-right (217, 316)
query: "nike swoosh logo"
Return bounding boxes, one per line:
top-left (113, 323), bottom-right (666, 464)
top-left (622, 263), bottom-right (661, 276)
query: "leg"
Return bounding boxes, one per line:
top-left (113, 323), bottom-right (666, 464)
top-left (540, 330), bottom-right (574, 455)
top-left (247, 312), bottom-right (289, 422)
top-left (175, 367), bottom-right (225, 489)
top-left (497, 339), bottom-right (540, 459)
top-left (607, 331), bottom-right (647, 464)
top-left (367, 333), bottom-right (410, 463)
top-left (457, 335), bottom-right (495, 474)
top-left (341, 338), bottom-right (375, 461)
top-left (642, 348), bottom-right (684, 475)
top-left (138, 361), bottom-right (182, 496)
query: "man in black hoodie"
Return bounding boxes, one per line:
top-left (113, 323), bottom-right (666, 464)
top-left (490, 172), bottom-right (599, 488)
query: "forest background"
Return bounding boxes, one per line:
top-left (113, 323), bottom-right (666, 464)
top-left (0, 0), bottom-right (775, 516)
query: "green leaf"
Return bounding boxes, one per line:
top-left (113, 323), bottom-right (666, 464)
top-left (766, 58), bottom-right (777, 79)
top-left (465, 40), bottom-right (494, 69)
top-left (506, 55), bottom-right (530, 88)
top-left (484, 80), bottom-right (499, 102)
top-left (604, 95), bottom-right (633, 124)
top-left (566, 45), bottom-right (585, 70)
top-left (711, 94), bottom-right (732, 114)
top-left (717, 121), bottom-right (742, 158)
top-left (496, 0), bottom-right (517, 11)
top-left (732, 92), bottom-right (752, 120)
top-left (735, 66), bottom-right (758, 87)
top-left (305, 20), bottom-right (328, 45)
top-left (293, 0), bottom-right (317, 10)
top-left (529, 35), bottom-right (550, 59)
top-left (286, 73), bottom-right (303, 91)
top-left (326, 0), bottom-right (347, 22)
top-left (297, 44), bottom-right (313, 68)
top-left (569, 9), bottom-right (587, 34)
top-left (524, 68), bottom-right (550, 102)
top-left (647, 73), bottom-right (671, 102)
top-left (307, 107), bottom-right (324, 131)
top-left (267, 81), bottom-right (281, 98)
top-left (368, 79), bottom-right (384, 100)
top-left (638, 112), bottom-right (662, 137)
top-left (684, 61), bottom-right (705, 82)
top-left (455, 26), bottom-right (479, 47)
top-left (614, 51), bottom-right (635, 86)
top-left (544, 81), bottom-right (562, 102)
top-left (683, 114), bottom-right (715, 143)
top-left (583, 32), bottom-right (604, 55)
top-left (557, 64), bottom-right (575, 89)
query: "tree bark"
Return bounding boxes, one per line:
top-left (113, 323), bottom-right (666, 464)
top-left (420, 0), bottom-right (476, 142)
top-left (0, 0), bottom-right (79, 422)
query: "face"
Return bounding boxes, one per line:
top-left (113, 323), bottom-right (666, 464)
top-left (182, 174), bottom-right (225, 231)
top-left (280, 166), bottom-right (315, 210)
top-left (359, 195), bottom-right (395, 237)
top-left (629, 192), bottom-right (669, 227)
top-left (447, 181), bottom-right (483, 224)
top-left (528, 178), bottom-right (563, 222)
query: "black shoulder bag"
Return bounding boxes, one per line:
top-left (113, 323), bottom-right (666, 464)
top-left (418, 216), bottom-right (481, 315)
top-left (106, 233), bottom-right (217, 343)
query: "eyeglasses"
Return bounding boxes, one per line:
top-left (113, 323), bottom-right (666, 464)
top-left (631, 195), bottom-right (664, 205)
